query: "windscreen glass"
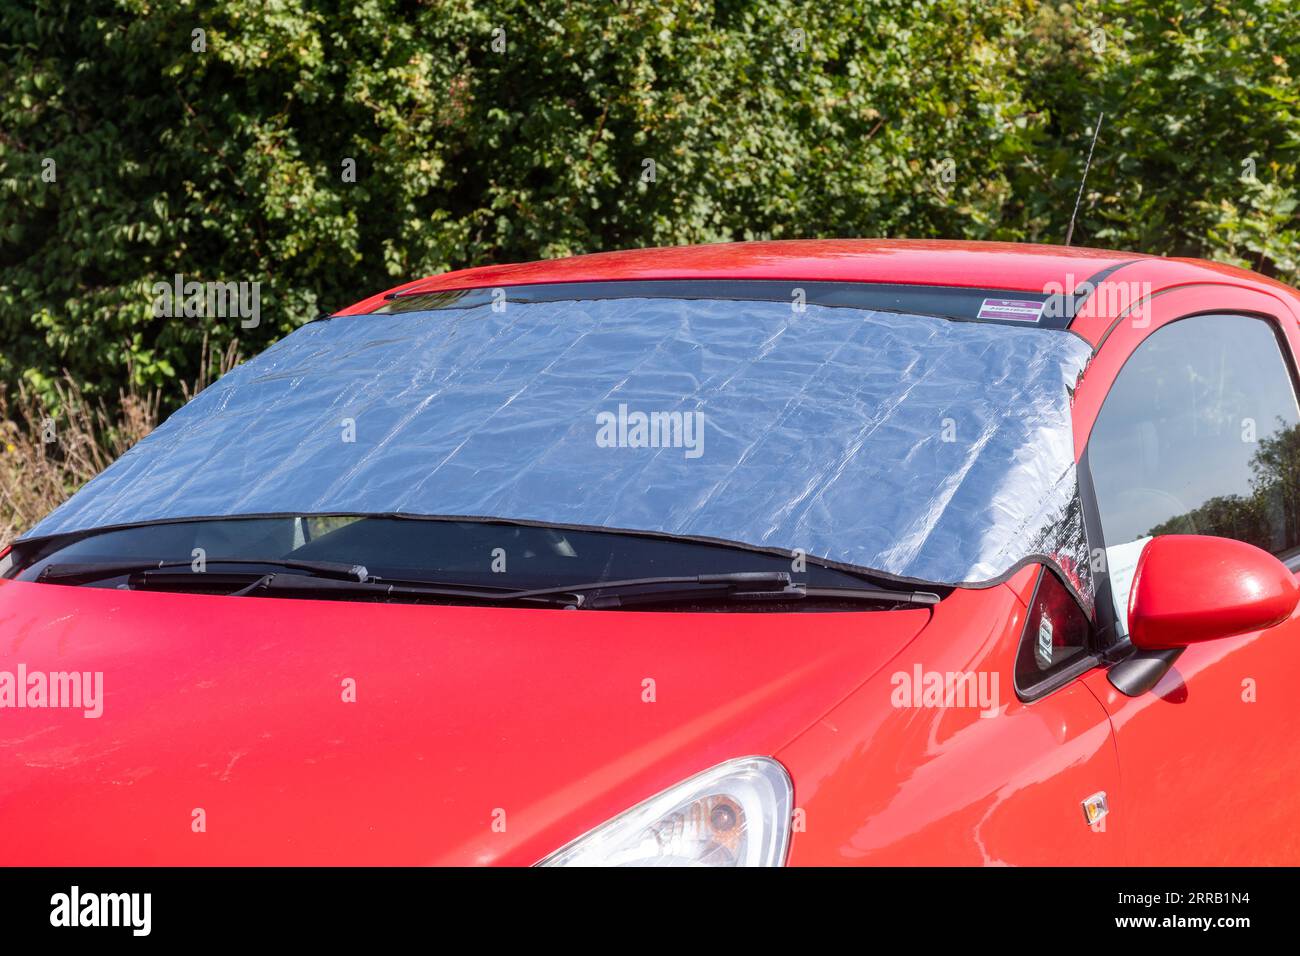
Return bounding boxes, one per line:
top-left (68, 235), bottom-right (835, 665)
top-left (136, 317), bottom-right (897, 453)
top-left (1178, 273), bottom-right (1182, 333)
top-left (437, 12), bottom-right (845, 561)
top-left (21, 291), bottom-right (1094, 605)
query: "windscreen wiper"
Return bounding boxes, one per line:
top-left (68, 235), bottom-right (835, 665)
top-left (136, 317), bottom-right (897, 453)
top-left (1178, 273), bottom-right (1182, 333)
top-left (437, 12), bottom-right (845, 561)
top-left (36, 558), bottom-right (578, 606)
top-left (170, 569), bottom-right (934, 610)
top-left (210, 572), bottom-right (581, 607)
top-left (58, 567), bottom-right (580, 607)
top-left (38, 558), bottom-right (375, 585)
top-left (505, 571), bottom-right (942, 609)
top-left (38, 561), bottom-right (940, 610)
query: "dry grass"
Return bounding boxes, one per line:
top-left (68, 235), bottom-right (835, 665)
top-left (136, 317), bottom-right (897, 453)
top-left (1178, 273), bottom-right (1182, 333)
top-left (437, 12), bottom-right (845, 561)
top-left (0, 336), bottom-right (241, 546)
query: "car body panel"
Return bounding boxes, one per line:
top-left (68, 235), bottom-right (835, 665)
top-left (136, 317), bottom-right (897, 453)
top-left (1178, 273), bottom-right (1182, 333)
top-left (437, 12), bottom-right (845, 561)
top-left (0, 577), bottom-right (929, 865)
top-left (1081, 600), bottom-right (1300, 865)
top-left (1067, 259), bottom-right (1300, 347)
top-left (777, 566), bottom-right (1123, 865)
top-left (335, 239), bottom-right (1146, 316)
top-left (1070, 284), bottom-right (1300, 458)
top-left (1070, 277), bottom-right (1300, 866)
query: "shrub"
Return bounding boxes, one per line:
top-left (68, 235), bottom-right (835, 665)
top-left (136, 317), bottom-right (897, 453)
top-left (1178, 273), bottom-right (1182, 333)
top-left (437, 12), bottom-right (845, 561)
top-left (1, 0), bottom-right (1297, 415)
top-left (0, 335), bottom-right (240, 541)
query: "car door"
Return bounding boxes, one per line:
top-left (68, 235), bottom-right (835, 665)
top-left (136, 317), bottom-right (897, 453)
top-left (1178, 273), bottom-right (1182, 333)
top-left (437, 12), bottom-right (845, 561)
top-left (1080, 298), bottom-right (1300, 864)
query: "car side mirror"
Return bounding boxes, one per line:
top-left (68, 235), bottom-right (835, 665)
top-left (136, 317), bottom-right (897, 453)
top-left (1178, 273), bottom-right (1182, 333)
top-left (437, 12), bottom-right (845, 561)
top-left (1128, 534), bottom-right (1300, 650)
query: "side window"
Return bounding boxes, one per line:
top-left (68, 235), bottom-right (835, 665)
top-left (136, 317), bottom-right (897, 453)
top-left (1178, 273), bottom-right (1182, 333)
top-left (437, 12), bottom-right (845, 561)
top-left (1088, 314), bottom-right (1300, 631)
top-left (1014, 570), bottom-right (1093, 698)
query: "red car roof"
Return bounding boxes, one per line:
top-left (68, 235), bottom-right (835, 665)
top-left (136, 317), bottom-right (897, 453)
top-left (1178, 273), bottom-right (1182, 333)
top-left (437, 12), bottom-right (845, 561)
top-left (336, 239), bottom-right (1296, 324)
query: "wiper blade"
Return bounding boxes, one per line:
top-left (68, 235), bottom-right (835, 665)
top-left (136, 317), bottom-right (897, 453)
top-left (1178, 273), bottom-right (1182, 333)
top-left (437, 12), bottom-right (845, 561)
top-left (39, 559), bottom-right (574, 606)
top-left (504, 571), bottom-right (792, 601)
top-left (39, 557), bottom-right (374, 585)
top-left (221, 572), bottom-right (579, 607)
top-left (114, 568), bottom-right (575, 606)
top-left (585, 585), bottom-right (941, 609)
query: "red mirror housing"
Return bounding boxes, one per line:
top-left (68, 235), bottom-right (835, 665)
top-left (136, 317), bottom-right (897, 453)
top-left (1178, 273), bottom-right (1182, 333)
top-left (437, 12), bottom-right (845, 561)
top-left (1128, 535), bottom-right (1300, 650)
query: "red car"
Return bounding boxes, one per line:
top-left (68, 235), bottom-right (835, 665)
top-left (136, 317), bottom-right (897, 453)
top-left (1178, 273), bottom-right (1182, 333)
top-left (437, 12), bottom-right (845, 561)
top-left (3, 239), bottom-right (1300, 866)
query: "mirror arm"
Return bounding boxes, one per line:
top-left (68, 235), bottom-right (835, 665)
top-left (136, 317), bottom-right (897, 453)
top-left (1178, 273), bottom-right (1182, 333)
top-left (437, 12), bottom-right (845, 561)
top-left (1108, 647), bottom-right (1184, 697)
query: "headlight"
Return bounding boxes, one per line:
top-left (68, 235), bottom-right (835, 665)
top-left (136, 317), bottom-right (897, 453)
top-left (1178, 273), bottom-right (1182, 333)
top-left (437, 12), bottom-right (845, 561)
top-left (537, 756), bottom-right (793, 867)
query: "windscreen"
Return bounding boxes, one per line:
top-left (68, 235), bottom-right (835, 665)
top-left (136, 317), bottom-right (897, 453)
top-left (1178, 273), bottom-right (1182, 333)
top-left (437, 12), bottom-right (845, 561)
top-left (21, 292), bottom-right (1095, 606)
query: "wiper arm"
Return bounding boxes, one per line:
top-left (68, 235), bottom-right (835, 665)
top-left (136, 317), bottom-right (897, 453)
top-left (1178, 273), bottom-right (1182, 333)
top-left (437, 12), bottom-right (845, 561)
top-left (39, 557), bottom-right (375, 585)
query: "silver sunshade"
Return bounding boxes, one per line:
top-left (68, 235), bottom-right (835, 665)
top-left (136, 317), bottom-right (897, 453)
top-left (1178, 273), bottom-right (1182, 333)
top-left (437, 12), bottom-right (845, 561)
top-left (22, 295), bottom-right (1094, 605)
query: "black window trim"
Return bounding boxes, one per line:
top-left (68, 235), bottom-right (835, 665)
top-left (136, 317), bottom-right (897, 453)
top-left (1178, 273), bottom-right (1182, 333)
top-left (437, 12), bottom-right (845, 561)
top-left (1013, 566), bottom-right (1103, 703)
top-left (366, 278), bottom-right (1088, 332)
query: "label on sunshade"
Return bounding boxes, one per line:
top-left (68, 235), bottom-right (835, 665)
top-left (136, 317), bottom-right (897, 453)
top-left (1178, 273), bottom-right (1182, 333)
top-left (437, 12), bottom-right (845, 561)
top-left (977, 298), bottom-right (1045, 322)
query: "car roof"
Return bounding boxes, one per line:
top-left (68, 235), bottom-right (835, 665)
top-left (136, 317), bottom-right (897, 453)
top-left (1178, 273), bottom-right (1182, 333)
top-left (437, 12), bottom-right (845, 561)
top-left (336, 239), bottom-right (1299, 326)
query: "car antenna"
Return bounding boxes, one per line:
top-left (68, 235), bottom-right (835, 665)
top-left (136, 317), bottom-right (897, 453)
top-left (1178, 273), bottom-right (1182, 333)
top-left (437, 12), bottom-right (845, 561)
top-left (1064, 111), bottom-right (1105, 247)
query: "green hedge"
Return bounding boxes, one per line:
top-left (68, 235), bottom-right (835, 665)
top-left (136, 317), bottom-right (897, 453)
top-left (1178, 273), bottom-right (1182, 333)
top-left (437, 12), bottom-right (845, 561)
top-left (2, 0), bottom-right (1298, 409)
